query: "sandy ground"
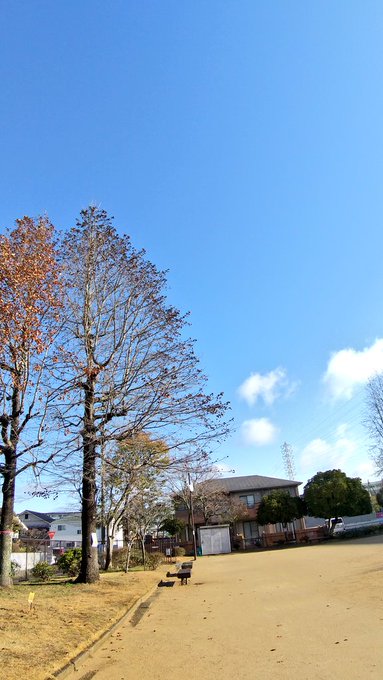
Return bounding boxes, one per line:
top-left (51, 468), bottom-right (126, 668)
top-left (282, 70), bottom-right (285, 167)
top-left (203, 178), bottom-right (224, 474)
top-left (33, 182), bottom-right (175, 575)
top-left (1, 570), bottom-right (162, 680)
top-left (67, 536), bottom-right (383, 680)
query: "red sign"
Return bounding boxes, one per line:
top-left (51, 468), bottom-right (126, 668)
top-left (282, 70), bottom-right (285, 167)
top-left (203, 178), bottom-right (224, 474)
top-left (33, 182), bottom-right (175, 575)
top-left (48, 531), bottom-right (55, 539)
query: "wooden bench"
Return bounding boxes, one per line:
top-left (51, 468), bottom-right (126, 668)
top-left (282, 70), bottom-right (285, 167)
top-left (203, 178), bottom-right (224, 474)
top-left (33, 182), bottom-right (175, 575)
top-left (176, 569), bottom-right (191, 585)
top-left (166, 563), bottom-right (192, 585)
top-left (181, 561), bottom-right (193, 570)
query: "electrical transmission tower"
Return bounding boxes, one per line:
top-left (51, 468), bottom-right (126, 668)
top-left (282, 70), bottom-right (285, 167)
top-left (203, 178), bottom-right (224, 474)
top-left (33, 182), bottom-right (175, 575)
top-left (281, 442), bottom-right (296, 480)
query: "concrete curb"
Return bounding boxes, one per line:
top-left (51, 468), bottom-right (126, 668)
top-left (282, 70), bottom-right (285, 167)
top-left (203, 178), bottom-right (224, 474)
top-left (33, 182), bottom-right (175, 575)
top-left (51, 581), bottom-right (160, 679)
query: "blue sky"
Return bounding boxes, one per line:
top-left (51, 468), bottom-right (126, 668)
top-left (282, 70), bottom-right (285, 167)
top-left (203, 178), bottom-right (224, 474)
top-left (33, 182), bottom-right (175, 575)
top-left (2, 1), bottom-right (383, 510)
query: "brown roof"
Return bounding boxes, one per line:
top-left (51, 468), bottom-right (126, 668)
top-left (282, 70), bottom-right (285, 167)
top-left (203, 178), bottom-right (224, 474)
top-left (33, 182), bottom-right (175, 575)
top-left (212, 474), bottom-right (301, 493)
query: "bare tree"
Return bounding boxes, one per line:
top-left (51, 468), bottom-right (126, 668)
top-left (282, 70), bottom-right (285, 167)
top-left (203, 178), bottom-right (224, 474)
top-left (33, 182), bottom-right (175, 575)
top-left (365, 374), bottom-right (383, 476)
top-left (0, 217), bottom-right (63, 587)
top-left (57, 206), bottom-right (230, 583)
top-left (172, 468), bottom-right (240, 526)
top-left (101, 433), bottom-right (168, 570)
top-left (122, 482), bottom-right (169, 571)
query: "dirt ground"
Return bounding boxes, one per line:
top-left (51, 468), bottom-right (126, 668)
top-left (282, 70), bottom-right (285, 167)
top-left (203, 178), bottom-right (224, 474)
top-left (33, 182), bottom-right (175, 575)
top-left (0, 569), bottom-right (161, 680)
top-left (67, 535), bottom-right (383, 680)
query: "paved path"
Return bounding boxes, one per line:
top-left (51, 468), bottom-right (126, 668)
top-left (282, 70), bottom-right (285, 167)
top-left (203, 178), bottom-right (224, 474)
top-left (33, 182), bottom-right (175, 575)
top-left (72, 538), bottom-right (383, 680)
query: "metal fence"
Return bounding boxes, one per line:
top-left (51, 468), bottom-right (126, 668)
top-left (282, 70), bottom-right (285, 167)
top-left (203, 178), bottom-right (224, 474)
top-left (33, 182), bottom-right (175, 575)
top-left (11, 548), bottom-right (52, 580)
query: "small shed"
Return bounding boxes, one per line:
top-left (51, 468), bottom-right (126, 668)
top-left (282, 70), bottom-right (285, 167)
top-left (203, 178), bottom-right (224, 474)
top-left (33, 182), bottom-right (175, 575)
top-left (199, 524), bottom-right (231, 555)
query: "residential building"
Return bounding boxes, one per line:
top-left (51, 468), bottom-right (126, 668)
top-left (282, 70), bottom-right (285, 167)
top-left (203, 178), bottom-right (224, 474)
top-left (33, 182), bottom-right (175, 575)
top-left (18, 509), bottom-right (55, 533)
top-left (17, 509), bottom-right (124, 550)
top-left (175, 473), bottom-right (305, 549)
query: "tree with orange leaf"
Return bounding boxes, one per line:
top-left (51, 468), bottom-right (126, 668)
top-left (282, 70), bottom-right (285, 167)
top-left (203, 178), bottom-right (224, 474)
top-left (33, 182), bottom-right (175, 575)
top-left (0, 217), bottom-right (63, 587)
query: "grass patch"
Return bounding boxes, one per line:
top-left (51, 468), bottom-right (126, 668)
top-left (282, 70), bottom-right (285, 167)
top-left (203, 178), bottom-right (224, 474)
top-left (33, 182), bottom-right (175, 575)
top-left (0, 569), bottom-right (161, 679)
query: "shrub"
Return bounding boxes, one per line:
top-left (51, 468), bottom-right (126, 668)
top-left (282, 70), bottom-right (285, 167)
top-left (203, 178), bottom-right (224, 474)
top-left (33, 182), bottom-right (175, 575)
top-left (111, 548), bottom-right (144, 570)
top-left (173, 546), bottom-right (186, 557)
top-left (110, 548), bottom-right (165, 571)
top-left (56, 548), bottom-right (82, 576)
top-left (110, 547), bottom-right (127, 570)
top-left (10, 560), bottom-right (20, 577)
top-left (32, 561), bottom-right (56, 581)
top-left (145, 552), bottom-right (165, 570)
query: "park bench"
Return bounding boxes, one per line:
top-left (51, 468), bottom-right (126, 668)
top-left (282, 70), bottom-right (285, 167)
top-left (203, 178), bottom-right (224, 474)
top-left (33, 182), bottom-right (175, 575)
top-left (181, 561), bottom-right (193, 570)
top-left (176, 569), bottom-right (191, 585)
top-left (166, 561), bottom-right (193, 585)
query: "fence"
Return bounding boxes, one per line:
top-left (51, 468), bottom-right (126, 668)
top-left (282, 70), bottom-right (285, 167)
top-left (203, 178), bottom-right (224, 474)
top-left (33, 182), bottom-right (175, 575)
top-left (127, 537), bottom-right (195, 556)
top-left (11, 550), bottom-right (51, 579)
top-left (295, 526), bottom-right (326, 543)
top-left (261, 531), bottom-right (295, 547)
top-left (132, 537), bottom-right (177, 554)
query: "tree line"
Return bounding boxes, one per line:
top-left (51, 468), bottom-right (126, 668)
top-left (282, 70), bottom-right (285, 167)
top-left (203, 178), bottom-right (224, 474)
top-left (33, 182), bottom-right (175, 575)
top-left (0, 207), bottom-right (231, 587)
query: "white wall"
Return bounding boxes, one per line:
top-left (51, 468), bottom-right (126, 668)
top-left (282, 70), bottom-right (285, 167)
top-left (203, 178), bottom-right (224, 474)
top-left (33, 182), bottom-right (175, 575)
top-left (50, 517), bottom-right (82, 545)
top-left (199, 525), bottom-right (231, 555)
top-left (11, 551), bottom-right (48, 573)
top-left (50, 517), bottom-right (124, 548)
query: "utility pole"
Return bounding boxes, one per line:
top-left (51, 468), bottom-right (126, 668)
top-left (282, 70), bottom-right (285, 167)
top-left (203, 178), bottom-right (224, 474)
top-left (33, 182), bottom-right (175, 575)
top-left (188, 472), bottom-right (197, 561)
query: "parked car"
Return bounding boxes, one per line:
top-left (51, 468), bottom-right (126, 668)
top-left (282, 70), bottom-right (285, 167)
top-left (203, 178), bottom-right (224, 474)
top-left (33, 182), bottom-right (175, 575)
top-left (326, 517), bottom-right (345, 533)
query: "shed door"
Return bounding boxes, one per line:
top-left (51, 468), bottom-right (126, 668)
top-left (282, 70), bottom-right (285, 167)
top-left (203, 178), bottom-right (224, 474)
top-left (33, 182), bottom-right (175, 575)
top-left (200, 527), bottom-right (231, 555)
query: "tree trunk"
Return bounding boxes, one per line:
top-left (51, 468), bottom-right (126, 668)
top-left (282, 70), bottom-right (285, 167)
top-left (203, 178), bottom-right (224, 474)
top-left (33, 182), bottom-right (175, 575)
top-left (124, 538), bottom-right (133, 573)
top-left (77, 376), bottom-right (99, 583)
top-left (0, 452), bottom-right (16, 587)
top-left (140, 535), bottom-right (146, 570)
top-left (104, 529), bottom-right (114, 571)
top-left (0, 388), bottom-right (20, 588)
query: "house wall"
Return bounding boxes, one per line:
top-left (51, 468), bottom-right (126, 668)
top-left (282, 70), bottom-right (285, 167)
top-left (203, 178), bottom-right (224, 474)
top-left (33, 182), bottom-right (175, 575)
top-left (50, 517), bottom-right (124, 549)
top-left (18, 512), bottom-right (51, 530)
top-left (50, 517), bottom-right (83, 546)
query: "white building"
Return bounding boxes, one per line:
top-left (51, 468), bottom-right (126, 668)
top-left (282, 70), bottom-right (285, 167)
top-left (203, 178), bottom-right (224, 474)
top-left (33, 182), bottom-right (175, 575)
top-left (50, 512), bottom-right (124, 549)
top-left (18, 509), bottom-right (124, 550)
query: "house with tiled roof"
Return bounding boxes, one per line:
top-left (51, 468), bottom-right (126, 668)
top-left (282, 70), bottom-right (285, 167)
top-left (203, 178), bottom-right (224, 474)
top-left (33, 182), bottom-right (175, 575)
top-left (175, 473), bottom-right (305, 549)
top-left (17, 509), bottom-right (124, 551)
top-left (18, 509), bottom-right (55, 532)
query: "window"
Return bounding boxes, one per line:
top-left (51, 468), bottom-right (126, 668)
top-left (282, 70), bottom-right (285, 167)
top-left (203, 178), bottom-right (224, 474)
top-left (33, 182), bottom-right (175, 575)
top-left (243, 521), bottom-right (259, 539)
top-left (77, 529), bottom-right (81, 535)
top-left (24, 513), bottom-right (29, 519)
top-left (239, 494), bottom-right (255, 508)
top-left (57, 525), bottom-right (66, 531)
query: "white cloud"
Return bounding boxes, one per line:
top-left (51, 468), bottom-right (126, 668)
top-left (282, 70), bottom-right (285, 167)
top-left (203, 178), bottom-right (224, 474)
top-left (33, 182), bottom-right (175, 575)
top-left (300, 430), bottom-right (358, 474)
top-left (351, 459), bottom-right (376, 480)
top-left (323, 339), bottom-right (383, 400)
top-left (240, 418), bottom-right (279, 446)
top-left (212, 463), bottom-right (235, 475)
top-left (238, 367), bottom-right (291, 406)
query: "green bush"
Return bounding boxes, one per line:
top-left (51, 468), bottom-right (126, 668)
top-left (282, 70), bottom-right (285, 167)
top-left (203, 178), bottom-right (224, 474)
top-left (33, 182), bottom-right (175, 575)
top-left (110, 547), bottom-right (127, 570)
top-left (173, 546), bottom-right (186, 557)
top-left (10, 560), bottom-right (20, 577)
top-left (111, 548), bottom-right (164, 571)
top-left (111, 548), bottom-right (144, 570)
top-left (32, 561), bottom-right (56, 581)
top-left (145, 552), bottom-right (165, 570)
top-left (56, 548), bottom-right (82, 576)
